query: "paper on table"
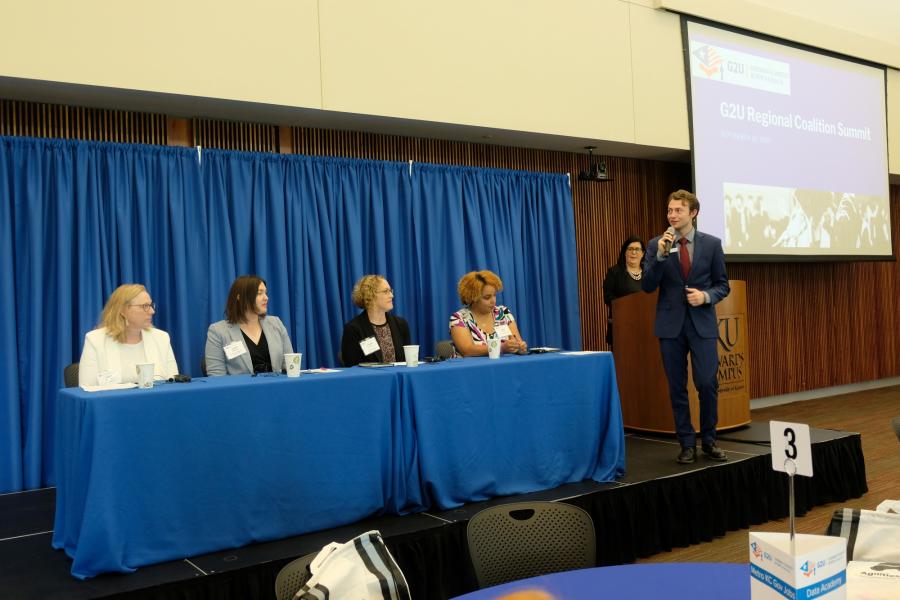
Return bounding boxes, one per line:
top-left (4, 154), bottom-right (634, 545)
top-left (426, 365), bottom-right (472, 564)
top-left (561, 350), bottom-right (606, 355)
top-left (80, 383), bottom-right (139, 392)
top-left (302, 368), bottom-right (341, 374)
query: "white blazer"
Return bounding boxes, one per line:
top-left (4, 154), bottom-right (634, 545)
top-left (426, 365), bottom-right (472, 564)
top-left (78, 327), bottom-right (179, 386)
top-left (205, 316), bottom-right (293, 375)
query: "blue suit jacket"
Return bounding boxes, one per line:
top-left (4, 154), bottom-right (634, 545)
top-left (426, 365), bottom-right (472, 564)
top-left (641, 230), bottom-right (730, 339)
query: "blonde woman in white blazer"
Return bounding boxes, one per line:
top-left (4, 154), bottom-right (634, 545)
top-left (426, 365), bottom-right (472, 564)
top-left (78, 284), bottom-right (179, 386)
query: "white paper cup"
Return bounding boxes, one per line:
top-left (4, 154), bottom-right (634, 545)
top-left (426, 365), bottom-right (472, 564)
top-left (403, 345), bottom-right (419, 367)
top-left (487, 336), bottom-right (501, 359)
top-left (285, 353), bottom-right (302, 377)
top-left (136, 363), bottom-right (154, 388)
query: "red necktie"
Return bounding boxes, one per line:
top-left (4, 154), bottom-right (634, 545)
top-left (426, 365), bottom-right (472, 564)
top-left (679, 237), bottom-right (691, 280)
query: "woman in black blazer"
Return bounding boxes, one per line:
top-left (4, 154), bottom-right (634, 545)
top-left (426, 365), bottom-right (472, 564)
top-left (340, 274), bottom-right (411, 366)
top-left (602, 235), bottom-right (646, 347)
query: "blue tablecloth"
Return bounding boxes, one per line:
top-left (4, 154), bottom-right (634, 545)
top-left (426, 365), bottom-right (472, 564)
top-left (52, 352), bottom-right (624, 578)
top-left (397, 353), bottom-right (625, 508)
top-left (52, 370), bottom-right (416, 579)
top-left (453, 563), bottom-right (750, 599)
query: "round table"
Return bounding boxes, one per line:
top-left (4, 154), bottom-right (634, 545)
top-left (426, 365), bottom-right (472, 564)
top-left (452, 563), bottom-right (750, 600)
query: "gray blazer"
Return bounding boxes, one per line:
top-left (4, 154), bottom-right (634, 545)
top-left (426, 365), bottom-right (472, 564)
top-left (205, 316), bottom-right (294, 375)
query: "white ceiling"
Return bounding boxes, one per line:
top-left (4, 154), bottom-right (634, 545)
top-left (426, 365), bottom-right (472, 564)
top-left (745, 0), bottom-right (900, 50)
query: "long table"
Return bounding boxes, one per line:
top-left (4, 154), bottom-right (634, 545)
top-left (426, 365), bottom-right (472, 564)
top-left (53, 352), bottom-right (624, 579)
top-left (402, 353), bottom-right (625, 508)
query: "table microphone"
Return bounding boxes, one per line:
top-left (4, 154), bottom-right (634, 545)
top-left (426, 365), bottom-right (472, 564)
top-left (168, 374), bottom-right (192, 383)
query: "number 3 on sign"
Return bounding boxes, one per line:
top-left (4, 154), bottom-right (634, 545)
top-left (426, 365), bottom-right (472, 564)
top-left (769, 421), bottom-right (813, 477)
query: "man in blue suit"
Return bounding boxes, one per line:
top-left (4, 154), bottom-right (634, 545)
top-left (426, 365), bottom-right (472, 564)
top-left (642, 190), bottom-right (730, 464)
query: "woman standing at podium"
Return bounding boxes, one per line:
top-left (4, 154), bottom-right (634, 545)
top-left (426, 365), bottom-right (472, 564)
top-left (602, 236), bottom-right (646, 347)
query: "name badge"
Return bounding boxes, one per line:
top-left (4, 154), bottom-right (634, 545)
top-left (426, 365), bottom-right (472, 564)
top-left (224, 340), bottom-right (248, 360)
top-left (495, 324), bottom-right (512, 339)
top-left (359, 336), bottom-right (380, 356)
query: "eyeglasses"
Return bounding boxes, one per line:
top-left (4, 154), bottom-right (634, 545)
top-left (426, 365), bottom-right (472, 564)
top-left (377, 288), bottom-right (394, 295)
top-left (626, 247), bottom-right (644, 253)
top-left (128, 302), bottom-right (156, 312)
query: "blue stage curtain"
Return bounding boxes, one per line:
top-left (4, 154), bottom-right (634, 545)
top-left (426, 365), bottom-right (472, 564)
top-left (0, 138), bottom-right (581, 493)
top-left (0, 139), bottom-right (22, 491)
top-left (410, 163), bottom-right (581, 353)
top-left (0, 137), bottom-right (205, 491)
top-left (202, 150), bottom-right (415, 370)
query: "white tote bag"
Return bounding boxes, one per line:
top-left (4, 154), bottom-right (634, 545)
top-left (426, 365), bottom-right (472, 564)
top-left (293, 530), bottom-right (411, 600)
top-left (828, 507), bottom-right (900, 562)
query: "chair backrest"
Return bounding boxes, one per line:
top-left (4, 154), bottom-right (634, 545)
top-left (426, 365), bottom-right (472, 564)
top-left (274, 552), bottom-right (317, 600)
top-left (200, 356), bottom-right (207, 377)
top-left (435, 339), bottom-right (455, 359)
top-left (467, 501), bottom-right (596, 589)
top-left (63, 363), bottom-right (80, 388)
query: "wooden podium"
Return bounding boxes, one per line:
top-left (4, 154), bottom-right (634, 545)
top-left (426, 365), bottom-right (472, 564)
top-left (611, 280), bottom-right (750, 433)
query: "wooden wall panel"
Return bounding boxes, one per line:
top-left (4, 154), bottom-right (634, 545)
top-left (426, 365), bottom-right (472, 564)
top-left (2, 99), bottom-right (898, 397)
top-left (0, 99), bottom-right (166, 144)
top-left (192, 118), bottom-right (278, 153)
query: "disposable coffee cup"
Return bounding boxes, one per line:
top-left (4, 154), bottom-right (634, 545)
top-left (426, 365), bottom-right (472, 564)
top-left (487, 335), bottom-right (501, 359)
top-left (285, 353), bottom-right (302, 377)
top-left (136, 363), bottom-right (154, 388)
top-left (403, 345), bottom-right (419, 367)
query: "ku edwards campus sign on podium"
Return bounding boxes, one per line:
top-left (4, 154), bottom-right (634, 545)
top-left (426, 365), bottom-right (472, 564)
top-left (749, 532), bottom-right (847, 600)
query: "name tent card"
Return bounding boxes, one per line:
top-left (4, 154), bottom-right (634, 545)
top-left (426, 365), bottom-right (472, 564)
top-left (749, 421), bottom-right (846, 600)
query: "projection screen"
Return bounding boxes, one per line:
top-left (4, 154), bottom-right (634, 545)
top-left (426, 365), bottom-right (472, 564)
top-left (684, 20), bottom-right (892, 260)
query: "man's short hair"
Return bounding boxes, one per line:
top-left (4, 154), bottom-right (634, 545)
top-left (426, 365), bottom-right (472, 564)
top-left (668, 189), bottom-right (699, 214)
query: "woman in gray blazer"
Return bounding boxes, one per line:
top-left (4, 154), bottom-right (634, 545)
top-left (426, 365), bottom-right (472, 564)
top-left (205, 275), bottom-right (294, 375)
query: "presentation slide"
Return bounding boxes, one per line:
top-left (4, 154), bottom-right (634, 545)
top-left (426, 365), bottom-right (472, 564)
top-left (685, 20), bottom-right (892, 259)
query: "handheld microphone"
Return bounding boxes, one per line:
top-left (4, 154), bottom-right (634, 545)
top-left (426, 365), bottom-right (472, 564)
top-left (662, 226), bottom-right (676, 254)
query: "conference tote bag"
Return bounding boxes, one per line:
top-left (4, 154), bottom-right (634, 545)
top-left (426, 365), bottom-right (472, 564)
top-left (826, 507), bottom-right (900, 562)
top-left (293, 530), bottom-right (411, 600)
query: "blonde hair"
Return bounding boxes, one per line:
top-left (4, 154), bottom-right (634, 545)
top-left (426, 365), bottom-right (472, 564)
top-left (352, 274), bottom-right (386, 309)
top-left (98, 284), bottom-right (149, 343)
top-left (457, 270), bottom-right (503, 306)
